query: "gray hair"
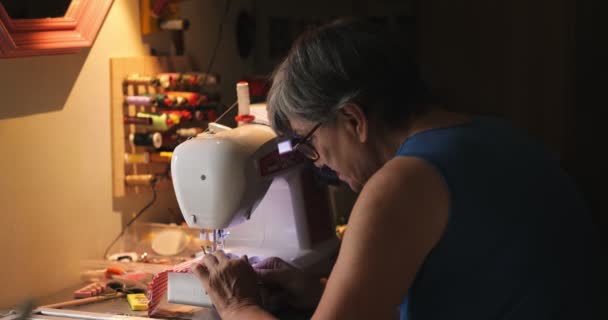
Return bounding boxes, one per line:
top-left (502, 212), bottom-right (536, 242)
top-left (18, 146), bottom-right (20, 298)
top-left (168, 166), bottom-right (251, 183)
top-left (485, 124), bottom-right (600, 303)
top-left (267, 18), bottom-right (433, 136)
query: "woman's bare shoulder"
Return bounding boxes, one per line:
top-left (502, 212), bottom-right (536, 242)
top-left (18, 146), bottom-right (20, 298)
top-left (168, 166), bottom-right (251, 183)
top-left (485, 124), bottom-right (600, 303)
top-left (354, 155), bottom-right (448, 220)
top-left (312, 156), bottom-right (450, 319)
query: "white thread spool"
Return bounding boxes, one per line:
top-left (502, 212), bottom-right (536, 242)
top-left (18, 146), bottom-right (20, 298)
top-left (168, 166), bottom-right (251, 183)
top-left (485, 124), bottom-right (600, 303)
top-left (236, 81), bottom-right (250, 119)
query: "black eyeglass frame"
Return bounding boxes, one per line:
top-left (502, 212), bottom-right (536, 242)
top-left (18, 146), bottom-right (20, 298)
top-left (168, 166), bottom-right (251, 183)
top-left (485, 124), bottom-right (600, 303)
top-left (291, 122), bottom-right (322, 161)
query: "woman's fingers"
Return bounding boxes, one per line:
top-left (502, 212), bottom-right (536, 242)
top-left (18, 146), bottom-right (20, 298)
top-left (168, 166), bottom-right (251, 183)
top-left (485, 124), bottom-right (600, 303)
top-left (191, 262), bottom-right (206, 278)
top-left (191, 262), bottom-right (211, 291)
top-left (202, 253), bottom-right (219, 269)
top-left (213, 250), bottom-right (230, 264)
top-left (189, 251), bottom-right (264, 317)
top-left (196, 253), bottom-right (292, 289)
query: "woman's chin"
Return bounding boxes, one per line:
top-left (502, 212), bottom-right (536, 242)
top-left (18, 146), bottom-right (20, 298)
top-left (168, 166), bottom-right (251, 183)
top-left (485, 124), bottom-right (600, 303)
top-left (337, 172), bottom-right (361, 192)
top-left (344, 177), bottom-right (362, 193)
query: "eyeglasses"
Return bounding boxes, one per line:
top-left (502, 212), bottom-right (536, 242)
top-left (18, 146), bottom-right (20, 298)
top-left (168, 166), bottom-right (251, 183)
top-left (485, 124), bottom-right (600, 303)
top-left (292, 122), bottom-right (322, 161)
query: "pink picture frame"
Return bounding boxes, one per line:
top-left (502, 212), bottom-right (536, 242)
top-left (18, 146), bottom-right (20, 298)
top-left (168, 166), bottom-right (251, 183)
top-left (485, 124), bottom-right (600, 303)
top-left (0, 0), bottom-right (114, 58)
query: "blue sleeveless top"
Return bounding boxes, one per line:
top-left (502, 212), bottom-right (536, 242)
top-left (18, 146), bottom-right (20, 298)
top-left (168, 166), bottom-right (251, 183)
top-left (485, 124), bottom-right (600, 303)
top-left (396, 116), bottom-right (595, 320)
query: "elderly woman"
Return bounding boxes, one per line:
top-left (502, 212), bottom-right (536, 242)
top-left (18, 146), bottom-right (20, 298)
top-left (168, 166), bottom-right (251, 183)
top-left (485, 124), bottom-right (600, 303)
top-left (191, 19), bottom-right (596, 319)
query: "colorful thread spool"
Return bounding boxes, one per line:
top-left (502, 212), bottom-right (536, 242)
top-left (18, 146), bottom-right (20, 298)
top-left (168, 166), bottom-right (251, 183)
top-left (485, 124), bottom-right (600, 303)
top-left (159, 19), bottom-right (190, 31)
top-left (125, 95), bottom-right (152, 106)
top-left (124, 152), bottom-right (150, 164)
top-left (123, 74), bottom-right (159, 86)
top-left (157, 73), bottom-right (180, 89)
top-left (156, 73), bottom-right (219, 90)
top-left (129, 132), bottom-right (162, 149)
top-left (125, 174), bottom-right (156, 186)
top-left (162, 110), bottom-right (192, 121)
top-left (189, 72), bottom-right (219, 86)
top-left (124, 116), bottom-right (153, 125)
top-left (155, 94), bottom-right (174, 108)
top-left (166, 91), bottom-right (200, 107)
top-left (126, 95), bottom-right (172, 108)
top-left (176, 127), bottom-right (202, 137)
top-left (136, 112), bottom-right (178, 131)
top-left (150, 152), bottom-right (172, 163)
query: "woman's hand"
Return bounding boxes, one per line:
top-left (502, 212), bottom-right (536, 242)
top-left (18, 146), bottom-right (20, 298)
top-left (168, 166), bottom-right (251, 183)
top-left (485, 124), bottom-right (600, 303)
top-left (191, 250), bottom-right (262, 318)
top-left (254, 257), bottom-right (325, 309)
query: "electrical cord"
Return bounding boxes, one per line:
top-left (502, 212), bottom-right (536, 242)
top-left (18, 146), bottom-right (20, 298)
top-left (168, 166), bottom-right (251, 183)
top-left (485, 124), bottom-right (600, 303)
top-left (199, 0), bottom-right (232, 94)
top-left (103, 180), bottom-right (158, 259)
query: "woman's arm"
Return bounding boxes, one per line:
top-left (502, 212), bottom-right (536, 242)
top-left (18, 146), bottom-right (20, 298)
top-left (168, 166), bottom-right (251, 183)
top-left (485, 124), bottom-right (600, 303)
top-left (312, 156), bottom-right (450, 319)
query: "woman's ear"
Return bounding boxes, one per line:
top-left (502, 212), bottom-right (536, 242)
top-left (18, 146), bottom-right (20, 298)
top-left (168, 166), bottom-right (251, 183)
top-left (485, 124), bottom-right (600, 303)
top-left (339, 103), bottom-right (368, 143)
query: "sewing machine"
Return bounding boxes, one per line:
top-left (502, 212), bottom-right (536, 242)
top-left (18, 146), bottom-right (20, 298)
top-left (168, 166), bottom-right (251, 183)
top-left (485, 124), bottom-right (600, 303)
top-left (167, 120), bottom-right (339, 307)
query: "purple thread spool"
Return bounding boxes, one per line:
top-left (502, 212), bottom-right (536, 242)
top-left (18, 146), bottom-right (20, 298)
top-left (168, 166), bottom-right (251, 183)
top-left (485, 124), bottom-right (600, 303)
top-left (126, 95), bottom-right (153, 106)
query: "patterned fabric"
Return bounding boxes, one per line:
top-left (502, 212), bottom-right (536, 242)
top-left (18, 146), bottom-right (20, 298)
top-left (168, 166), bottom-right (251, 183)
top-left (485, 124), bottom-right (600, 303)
top-left (147, 257), bottom-right (203, 316)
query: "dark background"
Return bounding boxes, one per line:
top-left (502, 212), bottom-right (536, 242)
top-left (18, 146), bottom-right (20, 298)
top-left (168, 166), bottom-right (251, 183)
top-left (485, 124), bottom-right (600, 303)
top-left (251, 0), bottom-right (607, 248)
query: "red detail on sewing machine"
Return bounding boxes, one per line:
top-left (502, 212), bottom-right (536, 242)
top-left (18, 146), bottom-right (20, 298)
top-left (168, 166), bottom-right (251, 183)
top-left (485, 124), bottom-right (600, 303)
top-left (234, 114), bottom-right (255, 123)
top-left (258, 150), bottom-right (305, 177)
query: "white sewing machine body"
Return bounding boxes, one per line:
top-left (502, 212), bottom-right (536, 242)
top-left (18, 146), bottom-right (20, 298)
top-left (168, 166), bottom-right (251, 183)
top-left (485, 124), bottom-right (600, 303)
top-left (169, 123), bottom-right (338, 307)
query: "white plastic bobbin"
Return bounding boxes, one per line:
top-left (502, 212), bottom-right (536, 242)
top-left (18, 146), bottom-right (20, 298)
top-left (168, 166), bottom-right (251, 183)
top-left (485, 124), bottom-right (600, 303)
top-left (236, 81), bottom-right (251, 116)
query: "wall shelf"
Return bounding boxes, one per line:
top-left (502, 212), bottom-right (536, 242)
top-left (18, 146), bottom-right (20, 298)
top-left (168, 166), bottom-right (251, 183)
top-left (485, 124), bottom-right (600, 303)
top-left (110, 56), bottom-right (196, 197)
